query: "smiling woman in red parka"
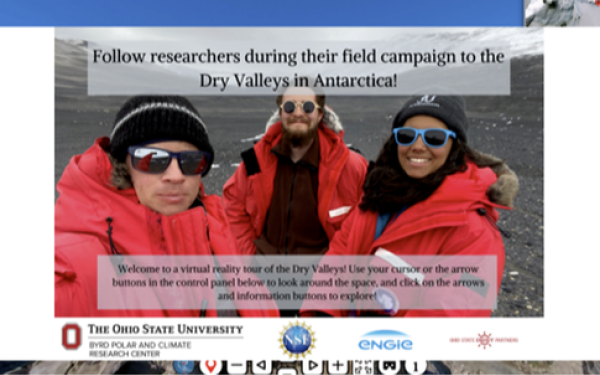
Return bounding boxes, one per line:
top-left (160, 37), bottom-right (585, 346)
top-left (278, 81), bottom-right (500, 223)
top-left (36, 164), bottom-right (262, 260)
top-left (302, 95), bottom-right (516, 318)
top-left (55, 96), bottom-right (277, 318)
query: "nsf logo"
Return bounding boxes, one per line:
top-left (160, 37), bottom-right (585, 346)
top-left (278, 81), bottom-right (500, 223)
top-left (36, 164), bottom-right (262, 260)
top-left (359, 330), bottom-right (413, 350)
top-left (279, 321), bottom-right (316, 359)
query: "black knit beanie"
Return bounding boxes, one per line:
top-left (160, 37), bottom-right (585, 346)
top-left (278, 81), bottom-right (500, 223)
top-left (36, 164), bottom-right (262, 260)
top-left (392, 95), bottom-right (469, 144)
top-left (108, 96), bottom-right (214, 176)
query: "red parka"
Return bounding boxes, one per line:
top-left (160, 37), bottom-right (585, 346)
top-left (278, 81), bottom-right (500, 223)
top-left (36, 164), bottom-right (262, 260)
top-left (301, 161), bottom-right (507, 317)
top-left (223, 120), bottom-right (368, 255)
top-left (55, 137), bottom-right (278, 317)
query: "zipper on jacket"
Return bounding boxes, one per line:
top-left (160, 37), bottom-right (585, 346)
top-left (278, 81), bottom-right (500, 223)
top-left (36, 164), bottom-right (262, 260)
top-left (197, 201), bottom-right (210, 242)
top-left (477, 208), bottom-right (511, 238)
top-left (106, 217), bottom-right (124, 274)
top-left (205, 217), bottom-right (210, 242)
top-left (105, 217), bottom-right (120, 255)
top-left (171, 219), bottom-right (182, 254)
top-left (284, 164), bottom-right (298, 255)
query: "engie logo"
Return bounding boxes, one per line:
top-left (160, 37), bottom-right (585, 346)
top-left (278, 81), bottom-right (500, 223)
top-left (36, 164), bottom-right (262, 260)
top-left (358, 330), bottom-right (413, 350)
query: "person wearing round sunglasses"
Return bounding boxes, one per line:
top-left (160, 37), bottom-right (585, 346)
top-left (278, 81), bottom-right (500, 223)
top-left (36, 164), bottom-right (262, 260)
top-left (301, 95), bottom-right (516, 318)
top-left (224, 86), bottom-right (369, 260)
top-left (55, 96), bottom-right (278, 318)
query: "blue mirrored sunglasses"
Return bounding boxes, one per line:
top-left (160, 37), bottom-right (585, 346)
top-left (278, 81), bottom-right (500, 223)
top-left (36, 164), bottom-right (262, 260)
top-left (127, 146), bottom-right (211, 176)
top-left (393, 127), bottom-right (456, 148)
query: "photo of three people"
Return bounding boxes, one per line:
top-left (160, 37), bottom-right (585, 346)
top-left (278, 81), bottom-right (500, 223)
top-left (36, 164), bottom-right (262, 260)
top-left (54, 28), bottom-right (543, 320)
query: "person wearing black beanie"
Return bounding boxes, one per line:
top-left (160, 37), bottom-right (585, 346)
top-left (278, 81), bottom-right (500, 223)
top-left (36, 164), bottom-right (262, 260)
top-left (300, 94), bottom-right (519, 318)
top-left (109, 96), bottom-right (214, 165)
top-left (105, 95), bottom-right (216, 216)
top-left (109, 95), bottom-right (214, 177)
top-left (392, 95), bottom-right (469, 144)
top-left (55, 95), bottom-right (279, 318)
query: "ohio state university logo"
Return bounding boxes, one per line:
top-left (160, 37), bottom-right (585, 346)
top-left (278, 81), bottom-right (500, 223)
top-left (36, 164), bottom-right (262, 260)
top-left (62, 323), bottom-right (82, 350)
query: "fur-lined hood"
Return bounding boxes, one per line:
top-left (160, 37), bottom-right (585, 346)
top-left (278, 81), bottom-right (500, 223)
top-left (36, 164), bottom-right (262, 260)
top-left (265, 105), bottom-right (343, 134)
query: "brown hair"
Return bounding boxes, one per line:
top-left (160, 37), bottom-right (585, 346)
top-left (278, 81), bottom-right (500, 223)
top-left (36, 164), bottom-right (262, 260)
top-left (108, 154), bottom-right (133, 190)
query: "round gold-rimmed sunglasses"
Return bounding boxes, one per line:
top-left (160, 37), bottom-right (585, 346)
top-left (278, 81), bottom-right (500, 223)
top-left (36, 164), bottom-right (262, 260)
top-left (280, 100), bottom-right (321, 114)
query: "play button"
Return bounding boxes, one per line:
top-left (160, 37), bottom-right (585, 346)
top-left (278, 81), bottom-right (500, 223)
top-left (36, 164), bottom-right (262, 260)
top-left (302, 360), bottom-right (322, 374)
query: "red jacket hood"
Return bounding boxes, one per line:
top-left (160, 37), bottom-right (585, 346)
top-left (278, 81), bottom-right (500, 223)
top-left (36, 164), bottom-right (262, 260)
top-left (410, 160), bottom-right (506, 217)
top-left (377, 161), bottom-right (507, 241)
top-left (366, 160), bottom-right (509, 251)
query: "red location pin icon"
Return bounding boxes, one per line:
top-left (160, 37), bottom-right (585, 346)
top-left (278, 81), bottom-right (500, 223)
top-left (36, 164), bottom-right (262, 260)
top-left (200, 360), bottom-right (222, 374)
top-left (206, 361), bottom-right (217, 373)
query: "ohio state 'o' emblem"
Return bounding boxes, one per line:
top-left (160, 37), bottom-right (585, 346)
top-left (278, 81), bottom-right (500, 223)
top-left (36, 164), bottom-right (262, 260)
top-left (62, 323), bottom-right (81, 350)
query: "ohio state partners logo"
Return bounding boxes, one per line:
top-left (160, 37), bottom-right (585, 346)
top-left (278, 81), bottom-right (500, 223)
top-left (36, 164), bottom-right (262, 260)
top-left (477, 331), bottom-right (492, 349)
top-left (279, 321), bottom-right (316, 359)
top-left (450, 331), bottom-right (518, 348)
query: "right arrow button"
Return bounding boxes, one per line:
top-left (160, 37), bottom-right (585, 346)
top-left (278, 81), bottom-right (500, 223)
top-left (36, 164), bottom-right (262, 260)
top-left (302, 360), bottom-right (323, 375)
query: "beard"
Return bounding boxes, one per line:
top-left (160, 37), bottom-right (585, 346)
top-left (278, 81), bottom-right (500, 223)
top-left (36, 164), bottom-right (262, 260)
top-left (282, 117), bottom-right (319, 148)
